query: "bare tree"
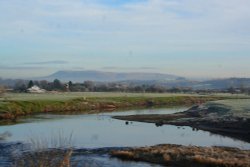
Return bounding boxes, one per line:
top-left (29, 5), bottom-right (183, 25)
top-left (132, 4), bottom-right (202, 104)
top-left (0, 85), bottom-right (6, 97)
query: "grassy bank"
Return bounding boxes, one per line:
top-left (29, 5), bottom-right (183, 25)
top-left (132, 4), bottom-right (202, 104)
top-left (0, 92), bottom-right (248, 121)
top-left (111, 144), bottom-right (250, 167)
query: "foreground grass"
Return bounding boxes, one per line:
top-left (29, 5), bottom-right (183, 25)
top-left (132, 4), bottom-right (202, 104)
top-left (12, 133), bottom-right (74, 167)
top-left (0, 92), bottom-right (248, 121)
top-left (111, 144), bottom-right (250, 167)
top-left (13, 149), bottom-right (73, 167)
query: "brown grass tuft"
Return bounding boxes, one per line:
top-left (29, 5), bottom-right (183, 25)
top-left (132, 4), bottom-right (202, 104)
top-left (111, 144), bottom-right (250, 167)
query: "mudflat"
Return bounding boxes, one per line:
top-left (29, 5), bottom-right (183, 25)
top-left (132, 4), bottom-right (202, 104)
top-left (113, 99), bottom-right (250, 142)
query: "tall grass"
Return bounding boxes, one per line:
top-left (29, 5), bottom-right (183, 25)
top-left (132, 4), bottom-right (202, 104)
top-left (12, 132), bottom-right (75, 167)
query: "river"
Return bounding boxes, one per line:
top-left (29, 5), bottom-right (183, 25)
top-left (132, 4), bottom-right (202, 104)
top-left (0, 107), bottom-right (250, 166)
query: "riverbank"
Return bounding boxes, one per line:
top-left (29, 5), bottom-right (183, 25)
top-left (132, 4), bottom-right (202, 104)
top-left (113, 99), bottom-right (250, 142)
top-left (111, 144), bottom-right (250, 167)
top-left (2, 142), bottom-right (249, 167)
top-left (0, 92), bottom-right (239, 122)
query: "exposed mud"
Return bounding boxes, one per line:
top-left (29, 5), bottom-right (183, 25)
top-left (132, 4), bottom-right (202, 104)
top-left (113, 102), bottom-right (250, 142)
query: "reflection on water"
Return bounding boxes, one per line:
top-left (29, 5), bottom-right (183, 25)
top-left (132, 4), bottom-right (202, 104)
top-left (103, 107), bottom-right (187, 116)
top-left (0, 108), bottom-right (250, 150)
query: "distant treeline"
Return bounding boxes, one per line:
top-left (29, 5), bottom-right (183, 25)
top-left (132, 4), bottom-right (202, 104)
top-left (1, 78), bottom-right (250, 94)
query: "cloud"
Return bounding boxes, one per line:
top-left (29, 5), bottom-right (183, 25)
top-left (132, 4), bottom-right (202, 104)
top-left (0, 0), bottom-right (250, 78)
top-left (1, 0), bottom-right (250, 52)
top-left (24, 60), bottom-right (69, 65)
top-left (139, 67), bottom-right (158, 70)
top-left (0, 66), bottom-right (45, 70)
top-left (72, 67), bottom-right (85, 70)
top-left (101, 66), bottom-right (158, 70)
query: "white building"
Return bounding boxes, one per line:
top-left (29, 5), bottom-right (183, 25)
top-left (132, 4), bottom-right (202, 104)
top-left (27, 85), bottom-right (46, 93)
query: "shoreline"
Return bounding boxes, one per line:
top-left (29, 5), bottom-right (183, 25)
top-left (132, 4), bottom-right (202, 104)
top-left (1, 142), bottom-right (249, 167)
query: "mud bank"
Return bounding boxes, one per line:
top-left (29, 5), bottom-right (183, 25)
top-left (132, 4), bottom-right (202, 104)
top-left (111, 144), bottom-right (250, 167)
top-left (113, 100), bottom-right (250, 142)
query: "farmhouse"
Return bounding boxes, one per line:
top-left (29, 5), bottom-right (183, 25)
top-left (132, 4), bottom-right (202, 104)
top-left (27, 85), bottom-right (46, 93)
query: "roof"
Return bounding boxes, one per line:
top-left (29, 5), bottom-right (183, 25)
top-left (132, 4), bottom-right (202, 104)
top-left (27, 85), bottom-right (46, 93)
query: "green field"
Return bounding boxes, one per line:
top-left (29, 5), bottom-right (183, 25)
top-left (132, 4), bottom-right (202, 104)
top-left (0, 92), bottom-right (249, 121)
top-left (206, 99), bottom-right (250, 118)
top-left (1, 92), bottom-right (248, 101)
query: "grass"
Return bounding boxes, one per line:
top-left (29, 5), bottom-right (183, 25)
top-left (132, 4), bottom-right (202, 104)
top-left (206, 99), bottom-right (250, 118)
top-left (111, 144), bottom-right (250, 167)
top-left (0, 92), bottom-right (249, 121)
top-left (13, 149), bottom-right (73, 167)
top-left (2, 92), bottom-right (249, 101)
top-left (1, 92), bottom-right (191, 101)
top-left (12, 132), bottom-right (74, 167)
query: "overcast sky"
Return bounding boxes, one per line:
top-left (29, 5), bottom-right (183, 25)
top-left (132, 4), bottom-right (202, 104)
top-left (0, 0), bottom-right (250, 79)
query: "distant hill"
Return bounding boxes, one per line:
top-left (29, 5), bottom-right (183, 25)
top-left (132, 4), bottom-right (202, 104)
top-left (193, 78), bottom-right (250, 89)
top-left (41, 70), bottom-right (184, 82)
top-left (117, 79), bottom-right (197, 88)
top-left (1, 71), bottom-right (250, 90)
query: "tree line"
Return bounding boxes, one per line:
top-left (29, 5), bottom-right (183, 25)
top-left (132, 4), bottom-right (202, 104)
top-left (7, 79), bottom-right (250, 95)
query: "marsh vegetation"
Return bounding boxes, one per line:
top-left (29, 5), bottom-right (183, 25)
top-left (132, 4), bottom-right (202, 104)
top-left (111, 144), bottom-right (250, 167)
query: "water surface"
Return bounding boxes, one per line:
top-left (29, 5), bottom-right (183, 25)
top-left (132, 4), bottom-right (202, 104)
top-left (1, 107), bottom-right (249, 149)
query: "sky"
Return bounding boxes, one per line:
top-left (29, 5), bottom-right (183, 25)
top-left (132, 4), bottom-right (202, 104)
top-left (0, 0), bottom-right (250, 79)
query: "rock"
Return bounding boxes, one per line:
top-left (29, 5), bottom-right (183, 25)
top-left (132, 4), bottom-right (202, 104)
top-left (155, 121), bottom-right (164, 127)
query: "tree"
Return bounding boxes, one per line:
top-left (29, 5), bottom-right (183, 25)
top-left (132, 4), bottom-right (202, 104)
top-left (33, 80), bottom-right (40, 87)
top-left (28, 80), bottom-right (34, 88)
top-left (228, 86), bottom-right (236, 94)
top-left (134, 86), bottom-right (144, 92)
top-left (14, 80), bottom-right (27, 92)
top-left (39, 80), bottom-right (49, 90)
top-left (83, 81), bottom-right (94, 92)
top-left (0, 86), bottom-right (6, 97)
top-left (53, 79), bottom-right (63, 90)
top-left (68, 81), bottom-right (73, 91)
